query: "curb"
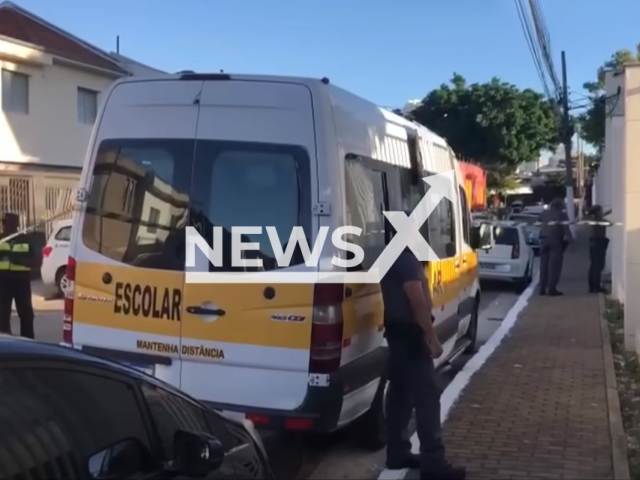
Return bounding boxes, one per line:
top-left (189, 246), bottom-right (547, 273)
top-left (599, 294), bottom-right (631, 480)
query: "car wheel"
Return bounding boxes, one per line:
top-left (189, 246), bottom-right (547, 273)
top-left (55, 267), bottom-right (68, 297)
top-left (464, 296), bottom-right (479, 354)
top-left (354, 375), bottom-right (388, 451)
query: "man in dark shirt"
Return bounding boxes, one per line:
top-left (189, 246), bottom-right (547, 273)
top-left (588, 205), bottom-right (611, 293)
top-left (381, 222), bottom-right (465, 480)
top-left (0, 213), bottom-right (37, 338)
top-left (538, 198), bottom-right (573, 296)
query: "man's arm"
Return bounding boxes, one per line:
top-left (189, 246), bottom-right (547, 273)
top-left (403, 279), bottom-right (443, 359)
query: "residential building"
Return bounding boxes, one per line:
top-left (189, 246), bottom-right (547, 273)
top-left (0, 1), bottom-right (163, 234)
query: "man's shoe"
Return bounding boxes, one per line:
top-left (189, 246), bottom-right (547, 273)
top-left (386, 454), bottom-right (420, 470)
top-left (421, 461), bottom-right (466, 480)
top-left (548, 290), bottom-right (563, 296)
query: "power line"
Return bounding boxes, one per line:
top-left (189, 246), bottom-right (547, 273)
top-left (514, 0), bottom-right (552, 99)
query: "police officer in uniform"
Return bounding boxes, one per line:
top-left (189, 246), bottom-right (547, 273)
top-left (0, 213), bottom-right (36, 338)
top-left (381, 219), bottom-right (465, 480)
top-left (538, 198), bottom-right (573, 296)
top-left (588, 205), bottom-right (611, 293)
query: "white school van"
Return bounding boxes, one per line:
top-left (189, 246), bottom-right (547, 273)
top-left (64, 73), bottom-right (490, 448)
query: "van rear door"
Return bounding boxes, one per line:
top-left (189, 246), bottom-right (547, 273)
top-left (70, 79), bottom-right (201, 386)
top-left (180, 79), bottom-right (318, 412)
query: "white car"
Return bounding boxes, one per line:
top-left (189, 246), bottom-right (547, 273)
top-left (41, 219), bottom-right (72, 296)
top-left (477, 222), bottom-right (534, 293)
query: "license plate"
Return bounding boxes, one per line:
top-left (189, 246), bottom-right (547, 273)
top-left (480, 263), bottom-right (495, 269)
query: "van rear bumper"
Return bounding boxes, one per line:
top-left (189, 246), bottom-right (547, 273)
top-left (201, 346), bottom-right (388, 433)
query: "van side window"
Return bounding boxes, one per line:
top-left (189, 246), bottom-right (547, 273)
top-left (458, 186), bottom-right (471, 245)
top-left (82, 139), bottom-right (193, 271)
top-left (190, 141), bottom-right (311, 272)
top-left (55, 226), bottom-right (72, 242)
top-left (428, 197), bottom-right (456, 259)
top-left (344, 158), bottom-right (388, 270)
top-left (399, 167), bottom-right (429, 243)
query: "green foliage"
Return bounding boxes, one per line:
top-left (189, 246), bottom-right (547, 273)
top-left (411, 74), bottom-right (560, 171)
top-left (578, 45), bottom-right (640, 151)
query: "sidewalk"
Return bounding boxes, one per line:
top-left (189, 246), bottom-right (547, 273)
top-left (416, 231), bottom-right (617, 479)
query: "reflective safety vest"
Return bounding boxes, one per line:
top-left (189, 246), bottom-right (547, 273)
top-left (0, 239), bottom-right (31, 272)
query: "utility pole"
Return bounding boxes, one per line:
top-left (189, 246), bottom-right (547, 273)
top-left (116, 35), bottom-right (120, 54)
top-left (561, 51), bottom-right (576, 234)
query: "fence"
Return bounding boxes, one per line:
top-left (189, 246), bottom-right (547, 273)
top-left (0, 172), bottom-right (79, 238)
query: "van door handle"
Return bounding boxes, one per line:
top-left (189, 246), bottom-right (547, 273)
top-left (186, 306), bottom-right (226, 316)
top-left (463, 258), bottom-right (467, 264)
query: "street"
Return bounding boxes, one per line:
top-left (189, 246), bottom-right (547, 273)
top-left (10, 268), bottom-right (534, 480)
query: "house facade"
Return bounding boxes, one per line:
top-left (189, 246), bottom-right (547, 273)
top-left (0, 1), bottom-right (163, 234)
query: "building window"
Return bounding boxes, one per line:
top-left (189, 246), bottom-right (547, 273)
top-left (2, 69), bottom-right (29, 114)
top-left (147, 207), bottom-right (160, 234)
top-left (78, 87), bottom-right (98, 124)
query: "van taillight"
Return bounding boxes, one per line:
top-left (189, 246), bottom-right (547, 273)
top-left (42, 246), bottom-right (52, 258)
top-left (309, 284), bottom-right (344, 374)
top-left (512, 243), bottom-right (520, 259)
top-left (63, 256), bottom-right (76, 344)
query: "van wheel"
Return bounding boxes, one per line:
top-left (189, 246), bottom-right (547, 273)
top-left (55, 267), bottom-right (68, 297)
top-left (464, 296), bottom-right (479, 354)
top-left (354, 376), bottom-right (388, 451)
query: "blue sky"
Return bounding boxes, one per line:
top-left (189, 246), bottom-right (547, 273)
top-left (14, 0), bottom-right (640, 108)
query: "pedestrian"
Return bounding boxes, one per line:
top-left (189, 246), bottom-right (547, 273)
top-left (381, 217), bottom-right (465, 480)
top-left (538, 197), bottom-right (573, 296)
top-left (588, 205), bottom-right (611, 293)
top-left (0, 213), bottom-right (36, 338)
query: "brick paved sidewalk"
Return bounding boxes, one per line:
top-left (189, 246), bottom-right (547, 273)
top-left (413, 232), bottom-right (615, 479)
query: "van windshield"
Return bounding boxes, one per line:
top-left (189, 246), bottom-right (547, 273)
top-left (82, 139), bottom-right (311, 272)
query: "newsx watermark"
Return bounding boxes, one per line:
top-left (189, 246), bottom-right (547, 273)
top-left (185, 171), bottom-right (457, 284)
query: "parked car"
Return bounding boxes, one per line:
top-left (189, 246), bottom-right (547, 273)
top-left (0, 335), bottom-right (273, 479)
top-left (506, 212), bottom-right (541, 254)
top-left (478, 223), bottom-right (535, 292)
top-left (41, 219), bottom-right (72, 296)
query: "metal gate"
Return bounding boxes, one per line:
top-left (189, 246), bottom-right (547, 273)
top-left (0, 176), bottom-right (33, 231)
top-left (0, 173), bottom-right (79, 237)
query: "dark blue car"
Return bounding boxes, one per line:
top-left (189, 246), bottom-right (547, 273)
top-left (0, 335), bottom-right (272, 480)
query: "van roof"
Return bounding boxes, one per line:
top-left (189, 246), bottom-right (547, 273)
top-left (110, 72), bottom-right (448, 146)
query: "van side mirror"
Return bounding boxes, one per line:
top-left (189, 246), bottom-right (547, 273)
top-left (470, 222), bottom-right (494, 250)
top-left (171, 430), bottom-right (225, 477)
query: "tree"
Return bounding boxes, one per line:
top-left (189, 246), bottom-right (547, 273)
top-left (578, 45), bottom-right (640, 151)
top-left (411, 74), bottom-right (560, 177)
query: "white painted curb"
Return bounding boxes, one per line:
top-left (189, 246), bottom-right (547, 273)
top-left (377, 277), bottom-right (539, 480)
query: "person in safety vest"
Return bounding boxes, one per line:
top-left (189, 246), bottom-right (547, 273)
top-left (0, 213), bottom-right (36, 338)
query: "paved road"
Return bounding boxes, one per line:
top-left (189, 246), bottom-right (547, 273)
top-left (11, 272), bottom-right (530, 480)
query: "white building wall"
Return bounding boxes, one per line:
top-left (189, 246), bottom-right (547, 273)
top-left (623, 66), bottom-right (640, 355)
top-left (0, 54), bottom-right (119, 169)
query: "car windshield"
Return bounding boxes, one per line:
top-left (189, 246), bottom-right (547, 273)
top-left (509, 215), bottom-right (538, 223)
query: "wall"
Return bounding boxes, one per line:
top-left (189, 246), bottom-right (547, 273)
top-left (624, 65), bottom-right (640, 355)
top-left (0, 54), bottom-right (120, 169)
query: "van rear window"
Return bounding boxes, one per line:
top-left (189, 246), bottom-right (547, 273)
top-left (82, 139), bottom-right (311, 271)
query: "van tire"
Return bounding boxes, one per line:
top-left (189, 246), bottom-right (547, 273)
top-left (55, 267), bottom-right (67, 298)
top-left (463, 296), bottom-right (479, 354)
top-left (354, 376), bottom-right (387, 451)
